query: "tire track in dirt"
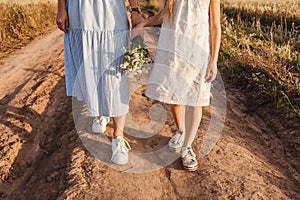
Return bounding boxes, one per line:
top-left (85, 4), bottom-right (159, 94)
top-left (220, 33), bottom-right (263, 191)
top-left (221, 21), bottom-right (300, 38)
top-left (0, 29), bottom-right (299, 199)
top-left (0, 29), bottom-right (76, 199)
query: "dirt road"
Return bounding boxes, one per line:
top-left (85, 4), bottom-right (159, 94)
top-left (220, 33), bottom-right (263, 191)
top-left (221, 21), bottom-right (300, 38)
top-left (0, 29), bottom-right (299, 200)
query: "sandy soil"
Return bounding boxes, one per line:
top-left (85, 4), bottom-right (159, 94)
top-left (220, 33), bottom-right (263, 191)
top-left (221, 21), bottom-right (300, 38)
top-left (0, 28), bottom-right (299, 200)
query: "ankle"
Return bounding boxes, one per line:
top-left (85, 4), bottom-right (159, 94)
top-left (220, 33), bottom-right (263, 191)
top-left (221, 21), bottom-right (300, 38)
top-left (114, 135), bottom-right (123, 139)
top-left (114, 131), bottom-right (123, 138)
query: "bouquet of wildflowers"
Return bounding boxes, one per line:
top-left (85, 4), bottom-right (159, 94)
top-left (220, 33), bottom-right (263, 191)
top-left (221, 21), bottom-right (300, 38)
top-left (121, 36), bottom-right (153, 78)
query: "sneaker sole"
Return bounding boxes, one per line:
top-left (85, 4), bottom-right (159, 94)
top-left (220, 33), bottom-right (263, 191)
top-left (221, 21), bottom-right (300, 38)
top-left (111, 160), bottom-right (128, 165)
top-left (183, 165), bottom-right (198, 172)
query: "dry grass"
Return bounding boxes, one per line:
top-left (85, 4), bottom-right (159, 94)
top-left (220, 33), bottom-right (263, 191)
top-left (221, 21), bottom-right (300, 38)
top-left (220, 0), bottom-right (300, 116)
top-left (0, 0), bottom-right (56, 4)
top-left (0, 0), bottom-right (298, 115)
top-left (144, 0), bottom-right (300, 115)
top-left (0, 2), bottom-right (57, 58)
top-left (222, 0), bottom-right (300, 18)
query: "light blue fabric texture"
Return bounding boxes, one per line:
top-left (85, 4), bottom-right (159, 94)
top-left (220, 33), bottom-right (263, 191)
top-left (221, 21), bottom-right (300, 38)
top-left (64, 0), bottom-right (130, 117)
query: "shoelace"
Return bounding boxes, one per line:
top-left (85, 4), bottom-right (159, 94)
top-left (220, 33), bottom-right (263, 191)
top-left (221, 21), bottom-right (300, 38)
top-left (111, 138), bottom-right (131, 161)
top-left (170, 131), bottom-right (183, 144)
top-left (93, 117), bottom-right (108, 125)
top-left (182, 147), bottom-right (196, 161)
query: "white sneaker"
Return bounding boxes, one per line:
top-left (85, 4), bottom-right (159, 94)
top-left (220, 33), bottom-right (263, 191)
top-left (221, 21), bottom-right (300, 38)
top-left (168, 130), bottom-right (185, 152)
top-left (181, 147), bottom-right (198, 171)
top-left (111, 136), bottom-right (131, 165)
top-left (92, 116), bottom-right (110, 134)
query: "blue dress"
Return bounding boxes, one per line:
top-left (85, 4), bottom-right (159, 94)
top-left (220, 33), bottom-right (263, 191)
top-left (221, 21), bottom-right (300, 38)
top-left (64, 0), bottom-right (130, 117)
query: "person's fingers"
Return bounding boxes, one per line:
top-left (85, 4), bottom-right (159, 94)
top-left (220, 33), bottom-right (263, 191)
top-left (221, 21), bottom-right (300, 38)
top-left (131, 13), bottom-right (143, 28)
top-left (56, 17), bottom-right (69, 33)
top-left (130, 32), bottom-right (135, 40)
top-left (132, 23), bottom-right (137, 28)
top-left (56, 19), bottom-right (60, 27)
top-left (212, 71), bottom-right (217, 81)
top-left (206, 76), bottom-right (212, 83)
top-left (205, 62), bottom-right (218, 83)
top-left (56, 18), bottom-right (63, 31)
top-left (205, 67), bottom-right (212, 82)
top-left (132, 22), bottom-right (141, 28)
top-left (207, 75), bottom-right (213, 83)
top-left (130, 33), bottom-right (135, 40)
top-left (56, 16), bottom-right (60, 25)
top-left (130, 31), bottom-right (140, 41)
top-left (209, 75), bottom-right (215, 83)
top-left (206, 68), bottom-right (216, 83)
top-left (61, 21), bottom-right (66, 33)
top-left (130, 27), bottom-right (144, 41)
top-left (65, 18), bottom-right (69, 32)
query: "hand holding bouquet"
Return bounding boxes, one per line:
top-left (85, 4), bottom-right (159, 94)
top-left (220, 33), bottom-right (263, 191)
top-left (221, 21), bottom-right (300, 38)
top-left (120, 36), bottom-right (153, 79)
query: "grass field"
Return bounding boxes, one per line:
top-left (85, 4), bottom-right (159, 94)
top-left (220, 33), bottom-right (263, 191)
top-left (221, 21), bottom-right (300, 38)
top-left (220, 0), bottom-right (300, 116)
top-left (0, 1), bottom-right (56, 58)
top-left (0, 0), bottom-right (56, 4)
top-left (0, 0), bottom-right (299, 116)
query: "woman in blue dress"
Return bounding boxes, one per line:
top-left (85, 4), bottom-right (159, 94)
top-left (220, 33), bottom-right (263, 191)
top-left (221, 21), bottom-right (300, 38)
top-left (56, 0), bottom-right (142, 165)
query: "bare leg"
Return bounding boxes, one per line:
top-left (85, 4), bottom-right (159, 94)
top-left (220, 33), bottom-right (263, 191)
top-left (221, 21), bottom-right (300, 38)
top-left (113, 115), bottom-right (126, 137)
top-left (170, 104), bottom-right (183, 131)
top-left (183, 106), bottom-right (203, 147)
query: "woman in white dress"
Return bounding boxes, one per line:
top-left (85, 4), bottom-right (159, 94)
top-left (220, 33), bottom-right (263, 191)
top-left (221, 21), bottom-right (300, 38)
top-left (135, 0), bottom-right (221, 171)
top-left (56, 0), bottom-right (143, 165)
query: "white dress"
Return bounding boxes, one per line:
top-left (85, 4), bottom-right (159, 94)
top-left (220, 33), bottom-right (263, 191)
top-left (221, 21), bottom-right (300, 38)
top-left (146, 0), bottom-right (211, 106)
